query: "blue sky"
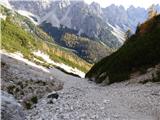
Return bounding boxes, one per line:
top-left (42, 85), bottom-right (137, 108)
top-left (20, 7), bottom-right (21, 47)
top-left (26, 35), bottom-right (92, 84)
top-left (84, 0), bottom-right (160, 8)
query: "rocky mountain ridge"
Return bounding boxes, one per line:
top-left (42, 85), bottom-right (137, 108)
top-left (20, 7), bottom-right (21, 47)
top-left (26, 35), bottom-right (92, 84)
top-left (10, 0), bottom-right (160, 31)
top-left (10, 0), bottom-right (126, 49)
top-left (9, 0), bottom-right (160, 51)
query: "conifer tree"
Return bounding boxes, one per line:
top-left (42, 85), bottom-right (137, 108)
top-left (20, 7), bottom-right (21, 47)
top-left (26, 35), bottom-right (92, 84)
top-left (148, 4), bottom-right (157, 19)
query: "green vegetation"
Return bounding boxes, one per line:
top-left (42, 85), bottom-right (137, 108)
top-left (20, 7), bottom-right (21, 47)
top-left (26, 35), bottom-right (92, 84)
top-left (31, 96), bottom-right (38, 104)
top-left (41, 21), bottom-right (116, 64)
top-left (23, 95), bottom-right (37, 109)
top-left (24, 101), bottom-right (32, 109)
top-left (86, 15), bottom-right (160, 84)
top-left (152, 71), bottom-right (160, 82)
top-left (61, 33), bottom-right (114, 63)
top-left (0, 5), bottom-right (53, 43)
top-left (7, 85), bottom-right (16, 95)
top-left (23, 95), bottom-right (38, 109)
top-left (1, 5), bottom-right (92, 73)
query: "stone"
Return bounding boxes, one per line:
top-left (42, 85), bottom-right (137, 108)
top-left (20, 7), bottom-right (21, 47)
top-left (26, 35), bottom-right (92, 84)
top-left (1, 91), bottom-right (26, 120)
top-left (47, 92), bottom-right (59, 99)
top-left (103, 99), bottom-right (110, 104)
top-left (47, 100), bottom-right (54, 104)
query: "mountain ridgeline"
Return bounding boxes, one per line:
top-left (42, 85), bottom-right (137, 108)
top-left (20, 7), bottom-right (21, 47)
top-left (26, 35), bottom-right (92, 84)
top-left (10, 0), bottom-right (160, 32)
top-left (86, 14), bottom-right (160, 84)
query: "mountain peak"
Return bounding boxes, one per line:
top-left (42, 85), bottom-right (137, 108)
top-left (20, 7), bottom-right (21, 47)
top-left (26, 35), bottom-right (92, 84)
top-left (58, 0), bottom-right (70, 9)
top-left (90, 1), bottom-right (102, 15)
top-left (90, 1), bottom-right (100, 7)
top-left (0, 0), bottom-right (12, 9)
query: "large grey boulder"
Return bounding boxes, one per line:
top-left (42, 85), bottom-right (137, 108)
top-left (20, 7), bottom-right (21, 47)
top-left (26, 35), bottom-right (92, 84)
top-left (1, 91), bottom-right (25, 120)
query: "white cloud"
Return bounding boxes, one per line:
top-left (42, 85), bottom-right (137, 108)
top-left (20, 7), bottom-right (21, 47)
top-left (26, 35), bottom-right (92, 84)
top-left (84, 0), bottom-right (160, 9)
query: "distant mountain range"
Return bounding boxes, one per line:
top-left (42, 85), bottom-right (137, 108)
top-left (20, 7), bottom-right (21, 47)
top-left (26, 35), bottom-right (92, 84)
top-left (9, 1), bottom-right (160, 49)
top-left (10, 0), bottom-right (160, 31)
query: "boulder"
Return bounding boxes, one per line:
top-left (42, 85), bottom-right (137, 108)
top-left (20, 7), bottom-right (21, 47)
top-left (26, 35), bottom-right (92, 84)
top-left (1, 91), bottom-right (25, 120)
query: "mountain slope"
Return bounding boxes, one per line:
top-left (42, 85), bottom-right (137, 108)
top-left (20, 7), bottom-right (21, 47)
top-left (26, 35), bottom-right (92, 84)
top-left (40, 22), bottom-right (114, 63)
top-left (60, 33), bottom-right (114, 63)
top-left (1, 5), bottom-right (91, 77)
top-left (86, 14), bottom-right (160, 83)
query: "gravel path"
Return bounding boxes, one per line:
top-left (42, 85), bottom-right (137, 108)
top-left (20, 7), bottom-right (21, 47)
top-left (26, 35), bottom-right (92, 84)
top-left (25, 68), bottom-right (160, 120)
top-left (2, 51), bottom-right (160, 120)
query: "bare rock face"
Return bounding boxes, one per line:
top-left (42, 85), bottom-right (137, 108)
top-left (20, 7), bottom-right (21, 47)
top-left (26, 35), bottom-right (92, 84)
top-left (1, 91), bottom-right (26, 120)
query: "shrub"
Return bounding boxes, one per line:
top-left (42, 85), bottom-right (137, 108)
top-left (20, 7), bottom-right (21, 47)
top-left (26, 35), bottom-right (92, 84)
top-left (7, 85), bottom-right (15, 95)
top-left (31, 96), bottom-right (38, 104)
top-left (24, 101), bottom-right (32, 109)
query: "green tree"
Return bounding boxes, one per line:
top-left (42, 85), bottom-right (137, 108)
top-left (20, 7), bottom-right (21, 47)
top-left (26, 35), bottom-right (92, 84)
top-left (125, 29), bottom-right (132, 40)
top-left (148, 4), bottom-right (157, 19)
top-left (136, 22), bottom-right (141, 34)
